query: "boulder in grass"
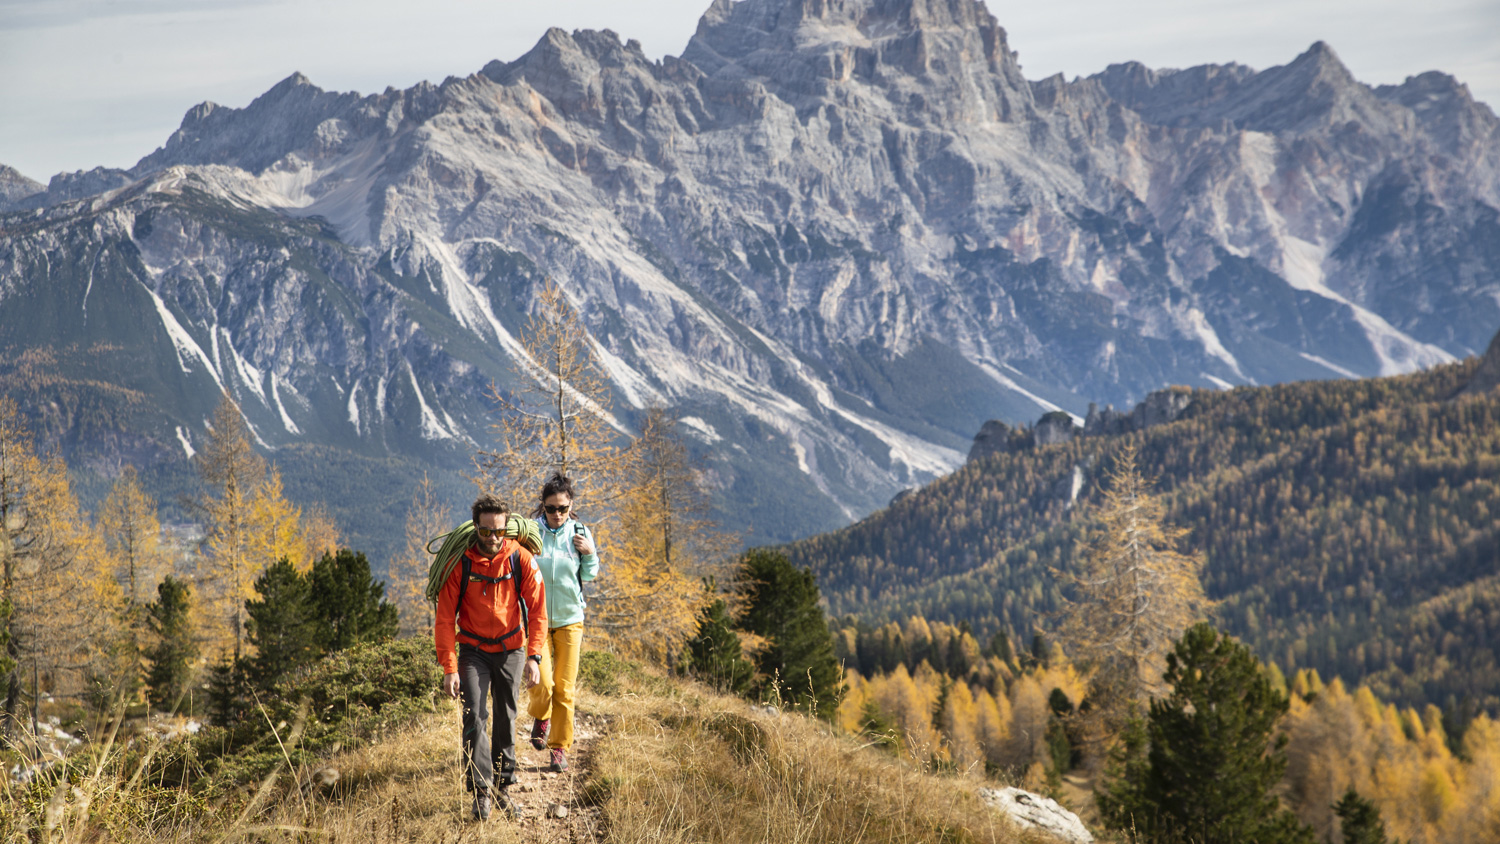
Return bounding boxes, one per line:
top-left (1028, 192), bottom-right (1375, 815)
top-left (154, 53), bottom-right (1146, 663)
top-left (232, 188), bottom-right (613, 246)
top-left (978, 787), bottom-right (1094, 844)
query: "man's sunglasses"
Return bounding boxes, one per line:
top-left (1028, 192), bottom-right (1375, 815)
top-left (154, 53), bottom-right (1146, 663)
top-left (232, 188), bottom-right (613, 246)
top-left (475, 525), bottom-right (506, 538)
top-left (543, 504), bottom-right (570, 515)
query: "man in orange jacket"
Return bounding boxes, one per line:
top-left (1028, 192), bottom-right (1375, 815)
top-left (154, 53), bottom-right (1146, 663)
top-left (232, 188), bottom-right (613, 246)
top-left (436, 493), bottom-right (548, 821)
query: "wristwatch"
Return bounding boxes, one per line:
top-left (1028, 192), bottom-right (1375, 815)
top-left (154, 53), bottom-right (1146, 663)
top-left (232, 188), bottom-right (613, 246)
top-left (527, 654), bottom-right (542, 663)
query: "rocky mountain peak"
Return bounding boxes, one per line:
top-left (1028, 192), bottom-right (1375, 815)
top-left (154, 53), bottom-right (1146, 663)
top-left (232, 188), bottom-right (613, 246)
top-left (1224, 40), bottom-right (1405, 134)
top-left (483, 26), bottom-right (656, 114)
top-left (0, 165), bottom-right (43, 208)
top-left (1095, 40), bottom-right (1404, 135)
top-left (683, 0), bottom-right (1029, 121)
top-left (1376, 71), bottom-right (1500, 160)
top-left (133, 71), bottom-right (366, 176)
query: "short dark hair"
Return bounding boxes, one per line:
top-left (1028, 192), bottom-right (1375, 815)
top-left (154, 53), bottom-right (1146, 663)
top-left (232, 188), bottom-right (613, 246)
top-left (471, 493), bottom-right (509, 524)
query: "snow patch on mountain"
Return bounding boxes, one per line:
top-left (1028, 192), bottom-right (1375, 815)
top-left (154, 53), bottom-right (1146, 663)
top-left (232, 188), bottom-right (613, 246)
top-left (1177, 306), bottom-right (1246, 381)
top-left (222, 329), bottom-right (268, 406)
top-left (1203, 374), bottom-right (1235, 390)
top-left (1298, 351), bottom-right (1360, 378)
top-left (176, 426), bottom-right (196, 459)
top-left (406, 361), bottom-right (455, 441)
top-left (143, 282), bottom-right (224, 391)
top-left (679, 416), bottom-right (721, 444)
top-left (592, 338), bottom-right (665, 412)
top-left (978, 363), bottom-right (1081, 425)
top-left (1271, 236), bottom-right (1456, 376)
top-left (1349, 310), bottom-right (1457, 375)
top-left (347, 381), bottom-right (363, 434)
top-left (271, 373), bottom-right (301, 435)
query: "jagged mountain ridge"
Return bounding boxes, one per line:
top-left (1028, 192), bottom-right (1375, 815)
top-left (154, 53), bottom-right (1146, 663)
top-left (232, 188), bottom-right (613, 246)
top-left (2, 0), bottom-right (1497, 557)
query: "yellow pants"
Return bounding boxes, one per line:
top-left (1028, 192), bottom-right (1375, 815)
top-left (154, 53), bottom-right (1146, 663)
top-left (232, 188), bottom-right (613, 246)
top-left (527, 623), bottom-right (583, 750)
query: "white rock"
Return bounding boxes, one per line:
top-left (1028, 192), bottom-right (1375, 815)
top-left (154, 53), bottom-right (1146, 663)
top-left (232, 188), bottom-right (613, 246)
top-left (548, 803), bottom-right (569, 819)
top-left (978, 787), bottom-right (1093, 844)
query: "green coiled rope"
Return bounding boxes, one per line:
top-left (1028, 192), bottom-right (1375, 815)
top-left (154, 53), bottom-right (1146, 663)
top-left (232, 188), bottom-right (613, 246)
top-left (423, 514), bottom-right (542, 605)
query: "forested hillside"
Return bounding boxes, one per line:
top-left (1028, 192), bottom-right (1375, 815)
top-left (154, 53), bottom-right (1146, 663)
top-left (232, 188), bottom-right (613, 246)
top-left (785, 356), bottom-right (1500, 714)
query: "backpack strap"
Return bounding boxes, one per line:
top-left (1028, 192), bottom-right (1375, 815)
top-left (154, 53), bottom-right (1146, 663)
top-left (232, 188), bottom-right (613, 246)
top-left (455, 550), bottom-right (526, 650)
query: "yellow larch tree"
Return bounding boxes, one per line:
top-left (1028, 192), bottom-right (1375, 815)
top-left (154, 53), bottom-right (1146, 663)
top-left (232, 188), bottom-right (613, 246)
top-left (99, 465), bottom-right (168, 607)
top-left (0, 398), bottom-right (102, 736)
top-left (593, 408), bottom-right (731, 660)
top-left (941, 679), bottom-right (983, 771)
top-left (192, 393), bottom-right (268, 663)
top-left (1056, 442), bottom-right (1211, 731)
top-left (837, 669), bottom-right (873, 735)
top-left (300, 503), bottom-right (342, 566)
top-left (974, 687), bottom-right (1011, 772)
top-left (1005, 673), bottom-right (1053, 775)
top-left (246, 468), bottom-right (308, 571)
top-left (389, 472), bottom-right (450, 637)
top-left (872, 663), bottom-right (941, 764)
top-left (474, 279), bottom-right (626, 510)
top-left (97, 465), bottom-right (170, 709)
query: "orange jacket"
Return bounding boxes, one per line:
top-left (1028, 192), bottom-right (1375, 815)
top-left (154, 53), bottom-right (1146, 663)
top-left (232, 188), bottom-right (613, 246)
top-left (435, 539), bottom-right (548, 675)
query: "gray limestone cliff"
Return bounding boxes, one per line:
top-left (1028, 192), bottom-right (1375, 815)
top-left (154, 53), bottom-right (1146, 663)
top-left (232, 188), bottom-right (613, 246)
top-left (3, 0), bottom-right (1497, 553)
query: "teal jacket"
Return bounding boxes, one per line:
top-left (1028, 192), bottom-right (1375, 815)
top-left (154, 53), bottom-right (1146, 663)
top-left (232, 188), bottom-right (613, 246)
top-left (533, 516), bottom-right (600, 628)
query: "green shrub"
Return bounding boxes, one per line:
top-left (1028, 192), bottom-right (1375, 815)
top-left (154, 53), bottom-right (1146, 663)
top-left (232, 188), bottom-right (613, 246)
top-left (578, 650), bottom-right (632, 696)
top-left (157, 637), bottom-right (441, 793)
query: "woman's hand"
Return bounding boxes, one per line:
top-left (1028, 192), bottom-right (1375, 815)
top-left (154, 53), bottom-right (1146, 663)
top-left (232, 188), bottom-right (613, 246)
top-left (572, 533), bottom-right (595, 556)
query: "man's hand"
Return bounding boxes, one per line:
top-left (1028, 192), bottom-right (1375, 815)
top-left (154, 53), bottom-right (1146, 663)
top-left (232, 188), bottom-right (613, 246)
top-left (571, 533), bottom-right (595, 556)
top-left (523, 658), bottom-right (541, 690)
top-left (442, 672), bottom-right (460, 699)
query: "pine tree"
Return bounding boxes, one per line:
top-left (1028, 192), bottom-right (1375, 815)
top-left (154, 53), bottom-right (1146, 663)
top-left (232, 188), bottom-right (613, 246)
top-left (737, 549), bottom-right (843, 719)
top-left (683, 598), bottom-right (755, 695)
top-left (1097, 704), bottom-right (1152, 830)
top-left (245, 557), bottom-right (319, 688)
top-left (145, 576), bottom-right (198, 714)
top-left (307, 549), bottom-right (399, 653)
top-left (858, 697), bottom-right (901, 755)
top-left (206, 654), bottom-right (253, 728)
top-left (1098, 622), bottom-right (1315, 844)
top-left (1333, 788), bottom-right (1395, 844)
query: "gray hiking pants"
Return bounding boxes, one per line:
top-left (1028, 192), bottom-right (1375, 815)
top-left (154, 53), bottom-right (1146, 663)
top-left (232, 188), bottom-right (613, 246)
top-left (458, 643), bottom-right (524, 792)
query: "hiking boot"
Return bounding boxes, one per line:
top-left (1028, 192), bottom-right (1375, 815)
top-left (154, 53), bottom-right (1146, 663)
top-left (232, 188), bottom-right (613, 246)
top-left (549, 748), bottom-right (568, 773)
top-left (530, 718), bottom-right (549, 751)
top-left (494, 788), bottom-right (519, 819)
top-left (472, 791), bottom-right (493, 821)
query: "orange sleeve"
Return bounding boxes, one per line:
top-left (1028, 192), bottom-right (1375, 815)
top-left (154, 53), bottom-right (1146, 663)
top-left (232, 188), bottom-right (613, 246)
top-left (518, 549), bottom-right (548, 656)
top-left (434, 551), bottom-right (466, 675)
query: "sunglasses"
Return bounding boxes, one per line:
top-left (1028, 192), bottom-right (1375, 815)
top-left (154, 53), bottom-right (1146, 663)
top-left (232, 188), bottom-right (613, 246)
top-left (543, 504), bottom-right (571, 515)
top-left (475, 525), bottom-right (506, 538)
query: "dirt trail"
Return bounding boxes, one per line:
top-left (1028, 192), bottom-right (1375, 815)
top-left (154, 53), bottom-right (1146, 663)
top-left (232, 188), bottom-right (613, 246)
top-left (496, 712), bottom-right (607, 842)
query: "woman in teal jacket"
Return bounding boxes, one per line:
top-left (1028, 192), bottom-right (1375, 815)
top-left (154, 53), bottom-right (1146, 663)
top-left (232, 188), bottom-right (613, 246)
top-left (525, 472), bottom-right (600, 772)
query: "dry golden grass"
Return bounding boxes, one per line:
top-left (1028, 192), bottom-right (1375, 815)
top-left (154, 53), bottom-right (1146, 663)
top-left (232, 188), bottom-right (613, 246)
top-left (3, 704), bottom-right (547, 844)
top-left (585, 667), bottom-right (1043, 844)
top-left (4, 655), bottom-right (1051, 844)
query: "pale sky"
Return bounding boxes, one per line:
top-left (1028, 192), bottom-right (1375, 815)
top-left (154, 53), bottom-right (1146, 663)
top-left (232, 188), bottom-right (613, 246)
top-left (2, 0), bottom-right (1497, 185)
